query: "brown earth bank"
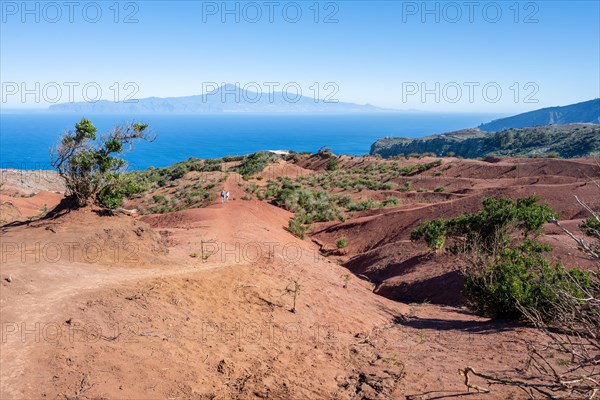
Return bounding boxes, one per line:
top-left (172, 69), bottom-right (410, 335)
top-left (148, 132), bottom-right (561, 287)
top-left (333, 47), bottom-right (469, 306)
top-left (1, 155), bottom-right (598, 399)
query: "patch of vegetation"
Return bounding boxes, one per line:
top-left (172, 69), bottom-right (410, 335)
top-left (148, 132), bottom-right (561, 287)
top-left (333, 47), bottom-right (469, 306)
top-left (97, 173), bottom-right (149, 209)
top-left (412, 196), bottom-right (555, 255)
top-left (580, 216), bottom-right (600, 239)
top-left (456, 174), bottom-right (600, 398)
top-left (372, 125), bottom-right (600, 159)
top-left (222, 155), bottom-right (244, 162)
top-left (129, 157), bottom-right (223, 189)
top-left (141, 181), bottom-right (216, 214)
top-left (397, 181), bottom-right (412, 192)
top-left (234, 152), bottom-right (276, 179)
top-left (347, 198), bottom-right (375, 212)
top-left (274, 185), bottom-right (345, 223)
top-left (411, 218), bottom-right (447, 251)
top-left (381, 196), bottom-right (399, 207)
top-left (326, 156), bottom-right (339, 171)
top-left (288, 217), bottom-right (309, 239)
top-left (464, 239), bottom-right (591, 319)
top-left (412, 196), bottom-right (592, 320)
top-left (245, 183), bottom-right (259, 194)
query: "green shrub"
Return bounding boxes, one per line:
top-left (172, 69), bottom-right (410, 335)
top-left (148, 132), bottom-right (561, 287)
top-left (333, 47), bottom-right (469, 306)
top-left (152, 194), bottom-right (168, 204)
top-left (580, 217), bottom-right (600, 239)
top-left (235, 151), bottom-right (275, 178)
top-left (336, 237), bottom-right (348, 249)
top-left (245, 183), bottom-right (259, 193)
top-left (273, 184), bottom-right (344, 223)
top-left (149, 204), bottom-right (172, 214)
top-left (336, 195), bottom-right (352, 207)
top-left (288, 217), bottom-right (309, 239)
top-left (97, 185), bottom-right (125, 209)
top-left (381, 197), bottom-right (399, 207)
top-left (131, 157), bottom-right (222, 187)
top-left (464, 240), bottom-right (591, 320)
top-left (169, 164), bottom-right (188, 180)
top-left (222, 155), bottom-right (244, 162)
top-left (411, 218), bottom-right (447, 251)
top-left (412, 196), bottom-right (555, 254)
top-left (97, 173), bottom-right (149, 209)
top-left (327, 156), bottom-right (339, 171)
top-left (203, 159), bottom-right (223, 172)
top-left (398, 181), bottom-right (412, 192)
top-left (347, 198), bottom-right (375, 212)
top-left (411, 196), bottom-right (584, 321)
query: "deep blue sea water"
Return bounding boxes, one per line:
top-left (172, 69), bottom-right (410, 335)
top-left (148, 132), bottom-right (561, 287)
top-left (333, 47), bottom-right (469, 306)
top-left (0, 113), bottom-right (502, 170)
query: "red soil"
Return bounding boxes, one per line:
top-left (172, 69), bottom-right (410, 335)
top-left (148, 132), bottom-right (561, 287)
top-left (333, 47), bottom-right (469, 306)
top-left (1, 156), bottom-right (598, 399)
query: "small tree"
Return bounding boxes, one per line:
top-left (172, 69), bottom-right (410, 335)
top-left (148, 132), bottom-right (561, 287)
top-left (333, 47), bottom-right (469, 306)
top-left (51, 118), bottom-right (154, 209)
top-left (284, 279), bottom-right (301, 313)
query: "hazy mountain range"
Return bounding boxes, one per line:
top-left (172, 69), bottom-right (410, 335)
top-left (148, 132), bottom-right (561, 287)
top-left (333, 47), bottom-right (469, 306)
top-left (48, 84), bottom-right (395, 114)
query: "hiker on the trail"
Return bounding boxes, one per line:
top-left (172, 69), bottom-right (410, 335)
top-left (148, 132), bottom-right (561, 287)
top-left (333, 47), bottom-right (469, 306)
top-left (225, 191), bottom-right (230, 202)
top-left (220, 190), bottom-right (225, 203)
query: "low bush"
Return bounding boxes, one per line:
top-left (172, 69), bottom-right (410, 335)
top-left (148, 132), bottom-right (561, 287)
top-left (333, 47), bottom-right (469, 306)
top-left (411, 196), bottom-right (592, 321)
top-left (411, 218), bottom-right (447, 251)
top-left (336, 237), bottom-right (348, 249)
top-left (397, 181), bottom-right (411, 192)
top-left (327, 156), bottom-right (339, 171)
top-left (288, 217), bottom-right (309, 239)
top-left (347, 198), bottom-right (376, 212)
top-left (464, 240), bottom-right (591, 319)
top-left (235, 152), bottom-right (275, 178)
top-left (98, 173), bottom-right (149, 209)
top-left (381, 197), bottom-right (399, 207)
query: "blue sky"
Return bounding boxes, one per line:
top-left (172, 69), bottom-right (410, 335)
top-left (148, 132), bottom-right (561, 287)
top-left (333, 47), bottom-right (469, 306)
top-left (1, 0), bottom-right (599, 112)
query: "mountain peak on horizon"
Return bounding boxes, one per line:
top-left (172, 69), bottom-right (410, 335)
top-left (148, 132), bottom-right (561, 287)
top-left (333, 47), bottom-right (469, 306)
top-left (48, 83), bottom-right (398, 114)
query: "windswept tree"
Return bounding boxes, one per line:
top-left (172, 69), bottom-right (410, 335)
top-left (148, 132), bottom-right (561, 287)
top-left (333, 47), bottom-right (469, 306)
top-left (51, 118), bottom-right (154, 209)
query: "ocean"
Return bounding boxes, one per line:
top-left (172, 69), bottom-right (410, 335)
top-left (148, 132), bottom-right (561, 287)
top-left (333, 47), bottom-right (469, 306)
top-left (0, 113), bottom-right (502, 170)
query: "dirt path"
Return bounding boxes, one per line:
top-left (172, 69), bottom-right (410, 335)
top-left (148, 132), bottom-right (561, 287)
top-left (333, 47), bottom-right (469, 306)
top-left (1, 173), bottom-right (311, 397)
top-left (0, 173), bottom-right (264, 397)
top-left (0, 256), bottom-right (237, 398)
